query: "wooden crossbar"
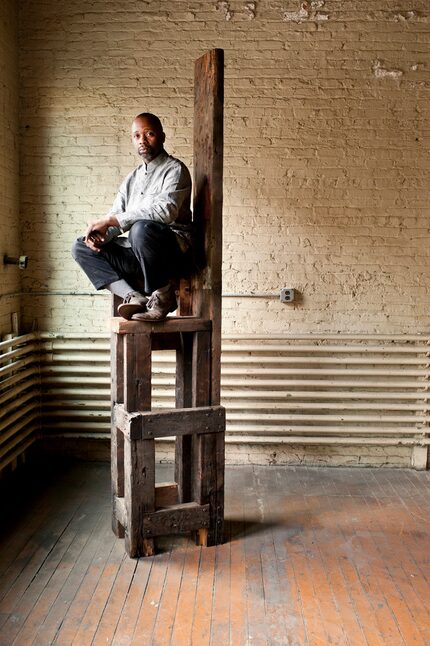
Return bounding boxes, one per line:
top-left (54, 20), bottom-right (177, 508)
top-left (142, 502), bottom-right (210, 537)
top-left (113, 404), bottom-right (225, 440)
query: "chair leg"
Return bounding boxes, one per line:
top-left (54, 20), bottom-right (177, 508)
top-left (197, 528), bottom-right (208, 546)
top-left (175, 332), bottom-right (193, 503)
top-left (111, 426), bottom-right (125, 538)
top-left (124, 333), bottom-right (152, 412)
top-left (124, 436), bottom-right (156, 557)
top-left (193, 431), bottom-right (225, 546)
top-left (111, 331), bottom-right (125, 538)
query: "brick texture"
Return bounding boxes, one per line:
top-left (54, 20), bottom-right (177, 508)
top-left (0, 0), bottom-right (20, 337)
top-left (15, 0), bottom-right (430, 334)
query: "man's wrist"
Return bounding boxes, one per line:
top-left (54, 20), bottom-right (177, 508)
top-left (107, 215), bottom-right (120, 227)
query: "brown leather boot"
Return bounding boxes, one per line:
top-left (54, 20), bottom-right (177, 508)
top-left (117, 291), bottom-right (148, 320)
top-left (131, 284), bottom-right (178, 321)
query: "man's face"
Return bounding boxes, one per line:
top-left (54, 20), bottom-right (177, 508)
top-left (131, 117), bottom-right (165, 163)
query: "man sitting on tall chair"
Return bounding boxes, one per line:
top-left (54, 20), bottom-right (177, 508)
top-left (72, 113), bottom-right (193, 321)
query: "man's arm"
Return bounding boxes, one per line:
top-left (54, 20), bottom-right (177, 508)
top-left (83, 172), bottom-right (131, 251)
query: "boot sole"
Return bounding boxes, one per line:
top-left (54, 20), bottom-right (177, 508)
top-left (131, 303), bottom-right (178, 322)
top-left (117, 302), bottom-right (147, 320)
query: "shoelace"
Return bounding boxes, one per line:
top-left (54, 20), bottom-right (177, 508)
top-left (123, 292), bottom-right (147, 305)
top-left (146, 293), bottom-right (160, 310)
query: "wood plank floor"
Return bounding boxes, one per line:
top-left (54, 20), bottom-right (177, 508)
top-left (0, 461), bottom-right (429, 645)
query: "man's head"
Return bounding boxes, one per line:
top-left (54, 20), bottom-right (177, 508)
top-left (131, 113), bottom-right (165, 163)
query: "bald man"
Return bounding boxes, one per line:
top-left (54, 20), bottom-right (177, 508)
top-left (72, 113), bottom-right (193, 321)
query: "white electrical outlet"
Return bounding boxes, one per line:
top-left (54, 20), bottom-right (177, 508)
top-left (280, 288), bottom-right (295, 303)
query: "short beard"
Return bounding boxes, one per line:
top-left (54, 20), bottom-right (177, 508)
top-left (140, 144), bottom-right (164, 163)
top-left (139, 149), bottom-right (154, 162)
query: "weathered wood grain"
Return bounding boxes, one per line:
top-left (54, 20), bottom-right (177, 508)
top-left (175, 332), bottom-right (193, 503)
top-left (192, 49), bottom-right (225, 546)
top-left (113, 404), bottom-right (225, 440)
top-left (143, 503), bottom-right (210, 537)
top-left (124, 438), bottom-right (155, 557)
top-left (123, 333), bottom-right (151, 413)
top-left (2, 464), bottom-right (430, 644)
top-left (178, 278), bottom-right (193, 317)
top-left (192, 48), bottom-right (223, 407)
top-left (155, 482), bottom-right (179, 508)
top-left (111, 316), bottom-right (211, 335)
top-left (113, 496), bottom-right (126, 528)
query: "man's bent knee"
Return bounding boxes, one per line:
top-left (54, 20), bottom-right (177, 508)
top-left (71, 236), bottom-right (88, 261)
top-left (128, 220), bottom-right (166, 247)
top-left (71, 236), bottom-right (103, 266)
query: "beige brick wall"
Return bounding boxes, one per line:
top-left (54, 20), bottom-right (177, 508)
top-left (0, 0), bottom-right (20, 337)
top-left (18, 0), bottom-right (430, 335)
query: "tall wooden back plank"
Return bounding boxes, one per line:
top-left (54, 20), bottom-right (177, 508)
top-left (192, 49), bottom-right (224, 406)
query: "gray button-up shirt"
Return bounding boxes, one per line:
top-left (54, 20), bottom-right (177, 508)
top-left (105, 150), bottom-right (193, 250)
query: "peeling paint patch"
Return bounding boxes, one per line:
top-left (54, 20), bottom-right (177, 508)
top-left (393, 10), bottom-right (427, 22)
top-left (216, 0), bottom-right (233, 21)
top-left (372, 59), bottom-right (403, 80)
top-left (393, 11), bottom-right (416, 22)
top-left (244, 2), bottom-right (257, 20)
top-left (282, 4), bottom-right (309, 22)
top-left (282, 1), bottom-right (328, 23)
top-left (283, 4), bottom-right (309, 23)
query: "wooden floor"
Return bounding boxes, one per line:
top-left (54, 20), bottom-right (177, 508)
top-left (0, 462), bottom-right (429, 646)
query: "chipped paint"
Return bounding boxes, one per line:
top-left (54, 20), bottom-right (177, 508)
top-left (283, 0), bottom-right (328, 23)
top-left (244, 2), bottom-right (257, 20)
top-left (372, 59), bottom-right (403, 80)
top-left (393, 10), bottom-right (416, 21)
top-left (216, 0), bottom-right (233, 21)
top-left (283, 3), bottom-right (309, 23)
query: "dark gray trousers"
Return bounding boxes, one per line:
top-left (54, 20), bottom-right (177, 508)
top-left (71, 220), bottom-right (188, 295)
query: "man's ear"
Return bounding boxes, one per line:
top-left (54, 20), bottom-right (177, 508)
top-left (162, 131), bottom-right (166, 144)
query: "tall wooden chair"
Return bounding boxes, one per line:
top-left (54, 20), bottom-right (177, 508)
top-left (110, 49), bottom-right (225, 557)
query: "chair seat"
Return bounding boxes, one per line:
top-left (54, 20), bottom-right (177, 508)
top-left (111, 316), bottom-right (212, 334)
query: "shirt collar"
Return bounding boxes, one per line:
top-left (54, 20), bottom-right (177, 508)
top-left (141, 149), bottom-right (168, 172)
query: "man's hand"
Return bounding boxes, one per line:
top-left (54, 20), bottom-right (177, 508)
top-left (84, 215), bottom-right (119, 252)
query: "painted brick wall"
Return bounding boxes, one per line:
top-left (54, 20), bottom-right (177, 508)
top-left (0, 0), bottom-right (20, 337)
top-left (18, 0), bottom-right (430, 335)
